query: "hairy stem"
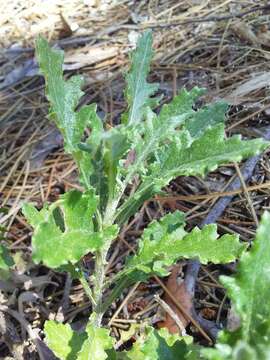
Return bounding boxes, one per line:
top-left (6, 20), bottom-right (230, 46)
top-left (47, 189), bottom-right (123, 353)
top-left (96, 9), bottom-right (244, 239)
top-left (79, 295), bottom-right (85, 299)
top-left (92, 250), bottom-right (106, 326)
top-left (91, 202), bottom-right (118, 327)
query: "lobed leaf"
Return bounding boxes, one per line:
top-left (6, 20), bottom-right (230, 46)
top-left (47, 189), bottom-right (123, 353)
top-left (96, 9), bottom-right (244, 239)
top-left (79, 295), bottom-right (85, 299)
top-left (123, 30), bottom-right (159, 125)
top-left (203, 211), bottom-right (270, 360)
top-left (36, 37), bottom-right (112, 193)
top-left (123, 88), bottom-right (226, 185)
top-left (36, 37), bottom-right (89, 153)
top-left (116, 211), bottom-right (245, 282)
top-left (149, 123), bottom-right (268, 185)
top-left (116, 123), bottom-right (269, 224)
top-left (23, 190), bottom-right (118, 268)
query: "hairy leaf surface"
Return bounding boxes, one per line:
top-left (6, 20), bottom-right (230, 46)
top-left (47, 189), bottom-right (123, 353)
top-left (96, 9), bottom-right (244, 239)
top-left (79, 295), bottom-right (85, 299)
top-left (36, 37), bottom-right (110, 192)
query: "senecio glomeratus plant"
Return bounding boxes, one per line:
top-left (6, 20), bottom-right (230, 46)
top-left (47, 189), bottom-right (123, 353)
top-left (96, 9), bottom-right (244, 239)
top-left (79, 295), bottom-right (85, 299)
top-left (14, 31), bottom-right (270, 358)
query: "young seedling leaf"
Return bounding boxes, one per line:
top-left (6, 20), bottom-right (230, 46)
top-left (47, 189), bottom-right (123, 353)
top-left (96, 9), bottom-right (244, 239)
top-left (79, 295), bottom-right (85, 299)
top-left (23, 190), bottom-right (118, 268)
top-left (203, 211), bottom-right (270, 360)
top-left (44, 320), bottom-right (86, 360)
top-left (77, 323), bottom-right (114, 360)
top-left (123, 30), bottom-right (159, 125)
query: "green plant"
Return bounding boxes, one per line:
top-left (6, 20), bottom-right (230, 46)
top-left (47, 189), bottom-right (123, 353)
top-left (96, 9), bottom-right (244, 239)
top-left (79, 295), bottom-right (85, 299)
top-left (19, 31), bottom-right (270, 359)
top-left (0, 208), bottom-right (14, 280)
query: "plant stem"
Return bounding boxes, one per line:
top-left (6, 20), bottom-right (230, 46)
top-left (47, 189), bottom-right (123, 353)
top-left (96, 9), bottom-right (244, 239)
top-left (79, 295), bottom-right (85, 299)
top-left (92, 249), bottom-right (106, 326)
top-left (91, 202), bottom-right (117, 327)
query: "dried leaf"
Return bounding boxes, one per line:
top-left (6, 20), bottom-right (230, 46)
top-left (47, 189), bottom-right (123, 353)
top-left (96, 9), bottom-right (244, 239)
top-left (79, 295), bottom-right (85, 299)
top-left (65, 45), bottom-right (119, 70)
top-left (159, 266), bottom-right (192, 334)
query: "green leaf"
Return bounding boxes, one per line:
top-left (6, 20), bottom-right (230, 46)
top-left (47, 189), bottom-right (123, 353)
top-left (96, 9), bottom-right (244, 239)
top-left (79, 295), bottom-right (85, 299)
top-left (203, 212), bottom-right (270, 360)
top-left (120, 327), bottom-right (197, 360)
top-left (121, 88), bottom-right (203, 188)
top-left (22, 202), bottom-right (50, 228)
top-left (77, 324), bottom-right (114, 360)
top-left (0, 245), bottom-right (14, 270)
top-left (123, 30), bottom-right (159, 125)
top-left (172, 226), bottom-right (246, 264)
top-left (36, 37), bottom-right (108, 191)
top-left (159, 87), bottom-right (204, 124)
top-left (102, 127), bottom-right (130, 203)
top-left (150, 123), bottom-right (268, 183)
top-left (116, 123), bottom-right (269, 224)
top-left (0, 244), bottom-right (14, 280)
top-left (23, 190), bottom-right (118, 268)
top-left (44, 320), bottom-right (86, 360)
top-left (183, 100), bottom-right (228, 138)
top-left (75, 103), bottom-right (105, 189)
top-left (116, 211), bottom-right (244, 282)
top-left (220, 213), bottom-right (270, 343)
top-left (36, 37), bottom-right (87, 153)
top-left (122, 105), bottom-right (190, 185)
